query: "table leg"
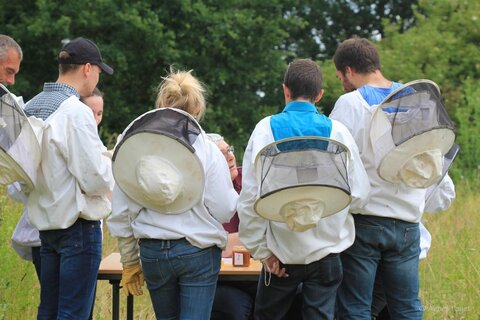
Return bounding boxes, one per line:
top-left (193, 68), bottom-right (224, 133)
top-left (110, 280), bottom-right (120, 320)
top-left (127, 295), bottom-right (134, 320)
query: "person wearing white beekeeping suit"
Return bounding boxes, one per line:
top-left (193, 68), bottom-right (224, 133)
top-left (330, 37), bottom-right (456, 320)
top-left (107, 68), bottom-right (238, 320)
top-left (237, 58), bottom-right (370, 320)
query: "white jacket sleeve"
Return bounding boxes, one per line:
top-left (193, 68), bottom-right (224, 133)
top-left (419, 222), bottom-right (431, 259)
top-left (238, 121), bottom-right (274, 261)
top-left (331, 93), bottom-right (362, 142)
top-left (330, 92), bottom-right (371, 154)
top-left (107, 186), bottom-right (141, 266)
top-left (330, 120), bottom-right (370, 211)
top-left (68, 121), bottom-right (114, 196)
top-left (424, 174), bottom-right (455, 213)
top-left (107, 185), bottom-right (142, 238)
top-left (203, 140), bottom-right (238, 223)
top-left (7, 182), bottom-right (28, 204)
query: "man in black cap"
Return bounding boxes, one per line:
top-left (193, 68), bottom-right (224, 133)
top-left (25, 37), bottom-right (114, 319)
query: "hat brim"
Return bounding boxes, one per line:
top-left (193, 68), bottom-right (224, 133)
top-left (0, 148), bottom-right (34, 190)
top-left (98, 62), bottom-right (113, 75)
top-left (254, 185), bottom-right (351, 222)
top-left (378, 128), bottom-right (455, 185)
top-left (113, 132), bottom-right (204, 213)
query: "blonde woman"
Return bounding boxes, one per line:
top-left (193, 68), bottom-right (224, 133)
top-left (107, 68), bottom-right (238, 320)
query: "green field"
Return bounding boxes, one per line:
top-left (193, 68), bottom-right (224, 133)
top-left (1, 184), bottom-right (478, 319)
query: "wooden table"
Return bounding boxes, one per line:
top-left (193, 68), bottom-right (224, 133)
top-left (97, 253), bottom-right (133, 320)
top-left (97, 252), bottom-right (262, 320)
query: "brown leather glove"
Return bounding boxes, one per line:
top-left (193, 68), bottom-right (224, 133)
top-left (121, 263), bottom-right (144, 296)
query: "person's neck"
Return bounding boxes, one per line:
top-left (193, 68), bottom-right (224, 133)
top-left (56, 75), bottom-right (82, 94)
top-left (286, 98), bottom-right (313, 104)
top-left (354, 70), bottom-right (392, 89)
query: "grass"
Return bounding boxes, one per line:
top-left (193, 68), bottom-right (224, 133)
top-left (0, 187), bottom-right (157, 320)
top-left (419, 184), bottom-right (480, 319)
top-left (1, 184), bottom-right (479, 319)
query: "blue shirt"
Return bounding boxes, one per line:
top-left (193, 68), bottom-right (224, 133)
top-left (358, 82), bottom-right (402, 106)
top-left (270, 101), bottom-right (332, 151)
top-left (25, 83), bottom-right (80, 120)
top-left (270, 101), bottom-right (332, 139)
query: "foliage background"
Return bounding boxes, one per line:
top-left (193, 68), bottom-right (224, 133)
top-left (2, 1), bottom-right (477, 183)
top-left (1, 0), bottom-right (421, 158)
top-left (1, 0), bottom-right (480, 318)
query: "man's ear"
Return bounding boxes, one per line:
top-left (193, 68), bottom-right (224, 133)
top-left (283, 83), bottom-right (292, 102)
top-left (345, 66), bottom-right (355, 77)
top-left (83, 63), bottom-right (92, 77)
top-left (314, 89), bottom-right (324, 103)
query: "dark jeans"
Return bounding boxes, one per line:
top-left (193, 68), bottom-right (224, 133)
top-left (140, 238), bottom-right (221, 320)
top-left (32, 246), bottom-right (41, 281)
top-left (254, 253), bottom-right (342, 320)
top-left (211, 283), bottom-right (256, 320)
top-left (371, 271), bottom-right (390, 320)
top-left (210, 282), bottom-right (304, 320)
top-left (337, 214), bottom-right (422, 320)
top-left (38, 218), bottom-right (102, 320)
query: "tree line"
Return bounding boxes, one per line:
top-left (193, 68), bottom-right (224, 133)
top-left (2, 0), bottom-right (478, 186)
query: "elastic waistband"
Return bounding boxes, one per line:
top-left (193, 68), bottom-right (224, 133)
top-left (77, 218), bottom-right (100, 225)
top-left (138, 238), bottom-right (188, 247)
top-left (351, 214), bottom-right (419, 226)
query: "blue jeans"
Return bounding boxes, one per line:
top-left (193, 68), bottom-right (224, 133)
top-left (211, 282), bottom-right (256, 320)
top-left (337, 214), bottom-right (422, 320)
top-left (254, 253), bottom-right (342, 320)
top-left (140, 238), bottom-right (221, 320)
top-left (32, 246), bottom-right (42, 281)
top-left (38, 218), bottom-right (102, 320)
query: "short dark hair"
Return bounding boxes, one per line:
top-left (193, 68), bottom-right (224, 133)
top-left (58, 51), bottom-right (82, 74)
top-left (283, 58), bottom-right (323, 101)
top-left (333, 37), bottom-right (381, 75)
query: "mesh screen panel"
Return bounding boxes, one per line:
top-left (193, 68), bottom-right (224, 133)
top-left (378, 80), bottom-right (455, 146)
top-left (255, 137), bottom-right (351, 198)
top-left (0, 87), bottom-right (25, 152)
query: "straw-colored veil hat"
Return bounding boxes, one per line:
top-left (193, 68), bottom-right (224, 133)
top-left (112, 108), bottom-right (205, 213)
top-left (0, 84), bottom-right (42, 191)
top-left (253, 137), bottom-right (352, 232)
top-left (370, 80), bottom-right (456, 188)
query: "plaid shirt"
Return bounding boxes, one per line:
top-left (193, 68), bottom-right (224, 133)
top-left (25, 83), bottom-right (80, 121)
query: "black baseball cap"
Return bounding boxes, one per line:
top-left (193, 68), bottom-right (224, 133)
top-left (58, 37), bottom-right (114, 75)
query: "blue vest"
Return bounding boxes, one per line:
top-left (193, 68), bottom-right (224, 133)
top-left (270, 101), bottom-right (332, 151)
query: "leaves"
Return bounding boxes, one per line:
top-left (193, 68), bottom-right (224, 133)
top-left (377, 0), bottom-right (480, 181)
top-left (21, 0), bottom-right (480, 175)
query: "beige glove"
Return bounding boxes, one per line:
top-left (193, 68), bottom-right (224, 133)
top-left (121, 263), bottom-right (144, 296)
top-left (117, 237), bottom-right (144, 296)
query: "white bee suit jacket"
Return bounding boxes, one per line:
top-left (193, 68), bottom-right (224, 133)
top-left (330, 91), bottom-right (427, 223)
top-left (27, 96), bottom-right (114, 231)
top-left (238, 116), bottom-right (370, 264)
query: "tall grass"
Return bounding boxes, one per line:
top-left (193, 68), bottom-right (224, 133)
top-left (419, 185), bottom-right (480, 319)
top-left (0, 186), bottom-right (156, 320)
top-left (0, 189), bottom-right (39, 320)
top-left (1, 184), bottom-right (479, 319)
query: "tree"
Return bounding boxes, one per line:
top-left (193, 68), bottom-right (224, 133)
top-left (2, 0), bottom-right (304, 154)
top-left (1, 0), bottom-right (418, 157)
top-left (282, 0), bottom-right (417, 61)
top-left (377, 0), bottom-right (480, 182)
